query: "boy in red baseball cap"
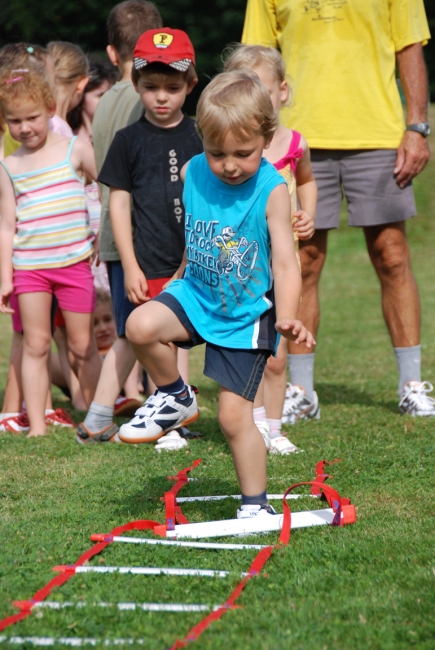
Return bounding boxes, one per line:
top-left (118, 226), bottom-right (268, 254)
top-left (78, 28), bottom-right (202, 444)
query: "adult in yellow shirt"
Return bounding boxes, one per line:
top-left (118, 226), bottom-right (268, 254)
top-left (243, 0), bottom-right (432, 418)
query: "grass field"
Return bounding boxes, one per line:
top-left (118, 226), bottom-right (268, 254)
top-left (1, 117), bottom-right (435, 648)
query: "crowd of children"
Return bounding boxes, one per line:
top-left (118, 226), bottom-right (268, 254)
top-left (0, 1), bottom-right (318, 518)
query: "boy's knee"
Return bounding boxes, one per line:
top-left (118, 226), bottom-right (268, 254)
top-left (125, 309), bottom-right (156, 346)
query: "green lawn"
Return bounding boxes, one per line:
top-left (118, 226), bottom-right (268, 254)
top-left (1, 117), bottom-right (435, 648)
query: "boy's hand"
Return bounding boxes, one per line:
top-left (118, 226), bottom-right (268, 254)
top-left (124, 266), bottom-right (150, 305)
top-left (275, 318), bottom-right (316, 349)
top-left (293, 210), bottom-right (315, 240)
top-left (0, 282), bottom-right (15, 314)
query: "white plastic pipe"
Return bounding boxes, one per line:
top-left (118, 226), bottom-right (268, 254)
top-left (61, 566), bottom-right (231, 578)
top-left (176, 494), bottom-right (317, 502)
top-left (29, 602), bottom-right (219, 612)
top-left (161, 508), bottom-right (346, 539)
top-left (0, 637), bottom-right (145, 646)
top-left (91, 535), bottom-right (265, 551)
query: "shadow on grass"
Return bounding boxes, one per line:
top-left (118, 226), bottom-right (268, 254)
top-left (316, 382), bottom-right (397, 412)
top-left (112, 475), bottom-right (237, 519)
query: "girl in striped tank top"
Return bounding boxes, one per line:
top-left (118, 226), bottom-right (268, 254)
top-left (0, 67), bottom-right (102, 437)
top-left (225, 45), bottom-right (317, 454)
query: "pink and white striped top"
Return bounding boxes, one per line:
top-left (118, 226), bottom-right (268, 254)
top-left (1, 137), bottom-right (94, 270)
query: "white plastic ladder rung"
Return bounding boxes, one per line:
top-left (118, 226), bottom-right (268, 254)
top-left (175, 494), bottom-right (317, 502)
top-left (163, 508), bottom-right (342, 539)
top-left (28, 601), bottom-right (220, 612)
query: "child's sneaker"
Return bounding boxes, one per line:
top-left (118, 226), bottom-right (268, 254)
top-left (255, 420), bottom-right (271, 451)
top-left (76, 422), bottom-right (120, 444)
top-left (281, 384), bottom-right (320, 424)
top-left (399, 381), bottom-right (435, 416)
top-left (114, 396), bottom-right (144, 417)
top-left (0, 413), bottom-right (29, 433)
top-left (237, 503), bottom-right (277, 519)
top-left (45, 409), bottom-right (75, 428)
top-left (118, 386), bottom-right (199, 444)
top-left (269, 435), bottom-right (299, 455)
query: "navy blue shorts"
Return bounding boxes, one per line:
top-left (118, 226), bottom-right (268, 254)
top-left (106, 261), bottom-right (136, 337)
top-left (153, 293), bottom-right (271, 401)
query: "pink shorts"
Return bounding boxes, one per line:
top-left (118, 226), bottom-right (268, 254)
top-left (9, 291), bottom-right (23, 333)
top-left (13, 260), bottom-right (96, 313)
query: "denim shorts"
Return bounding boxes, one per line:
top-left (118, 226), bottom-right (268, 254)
top-left (106, 261), bottom-right (136, 337)
top-left (153, 292), bottom-right (270, 401)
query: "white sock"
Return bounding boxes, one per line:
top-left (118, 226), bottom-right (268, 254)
top-left (394, 345), bottom-right (421, 396)
top-left (267, 418), bottom-right (282, 439)
top-left (0, 412), bottom-right (21, 420)
top-left (253, 406), bottom-right (267, 422)
top-left (288, 353), bottom-right (315, 401)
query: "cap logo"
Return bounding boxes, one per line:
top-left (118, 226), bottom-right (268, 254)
top-left (153, 33), bottom-right (174, 49)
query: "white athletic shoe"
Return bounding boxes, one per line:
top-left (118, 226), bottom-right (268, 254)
top-left (269, 435), bottom-right (299, 455)
top-left (237, 504), bottom-right (277, 519)
top-left (255, 420), bottom-right (271, 451)
top-left (282, 384), bottom-right (320, 424)
top-left (118, 386), bottom-right (199, 443)
top-left (398, 381), bottom-right (435, 416)
top-left (155, 430), bottom-right (188, 452)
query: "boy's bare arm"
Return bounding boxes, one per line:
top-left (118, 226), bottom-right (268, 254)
top-left (267, 183), bottom-right (315, 348)
top-left (110, 187), bottom-right (150, 305)
top-left (0, 165), bottom-right (17, 313)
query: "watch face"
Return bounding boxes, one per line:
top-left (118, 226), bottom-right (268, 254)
top-left (422, 123), bottom-right (431, 137)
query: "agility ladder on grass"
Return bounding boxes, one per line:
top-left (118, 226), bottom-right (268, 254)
top-left (0, 458), bottom-right (356, 648)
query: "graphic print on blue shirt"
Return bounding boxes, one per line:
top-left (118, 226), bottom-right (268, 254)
top-left (164, 153), bottom-right (286, 349)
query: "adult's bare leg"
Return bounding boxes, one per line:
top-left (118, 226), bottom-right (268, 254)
top-left (364, 222), bottom-right (420, 347)
top-left (364, 222), bottom-right (426, 405)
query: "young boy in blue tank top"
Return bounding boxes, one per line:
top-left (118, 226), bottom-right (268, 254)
top-left (119, 70), bottom-right (315, 518)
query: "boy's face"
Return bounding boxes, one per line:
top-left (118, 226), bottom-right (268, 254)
top-left (134, 70), bottom-right (193, 128)
top-left (203, 131), bottom-right (268, 185)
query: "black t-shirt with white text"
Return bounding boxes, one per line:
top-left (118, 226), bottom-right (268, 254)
top-left (98, 115), bottom-right (203, 279)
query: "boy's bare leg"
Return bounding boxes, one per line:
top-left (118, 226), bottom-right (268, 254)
top-left (177, 348), bottom-right (189, 384)
top-left (93, 338), bottom-right (136, 406)
top-left (218, 387), bottom-right (267, 497)
top-left (126, 302), bottom-right (192, 383)
top-left (121, 359), bottom-right (143, 401)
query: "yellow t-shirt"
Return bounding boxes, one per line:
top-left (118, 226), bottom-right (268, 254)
top-left (242, 0), bottom-right (430, 149)
top-left (3, 126), bottom-right (21, 157)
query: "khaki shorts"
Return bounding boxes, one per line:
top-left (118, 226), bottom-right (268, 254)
top-left (311, 149), bottom-right (416, 229)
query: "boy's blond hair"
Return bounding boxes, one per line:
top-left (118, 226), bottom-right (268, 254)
top-left (223, 44), bottom-right (292, 106)
top-left (196, 70), bottom-right (278, 145)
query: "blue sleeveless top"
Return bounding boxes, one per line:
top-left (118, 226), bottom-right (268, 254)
top-left (163, 153), bottom-right (286, 350)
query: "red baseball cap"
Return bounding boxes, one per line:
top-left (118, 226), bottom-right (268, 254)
top-left (133, 28), bottom-right (195, 73)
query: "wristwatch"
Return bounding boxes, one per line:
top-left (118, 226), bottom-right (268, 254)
top-left (406, 122), bottom-right (431, 137)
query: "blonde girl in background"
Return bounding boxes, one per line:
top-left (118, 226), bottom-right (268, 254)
top-left (46, 41), bottom-right (89, 137)
top-left (224, 44), bottom-right (317, 454)
top-left (0, 67), bottom-right (101, 437)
